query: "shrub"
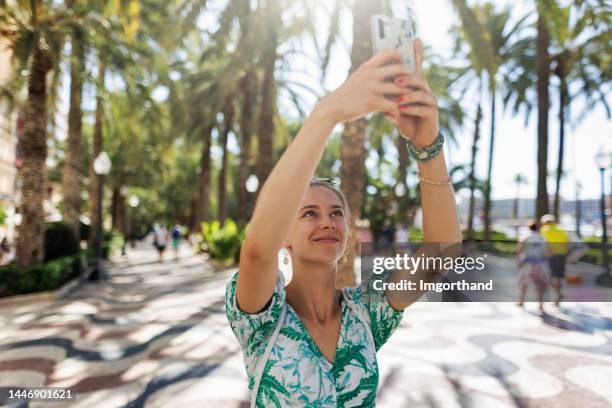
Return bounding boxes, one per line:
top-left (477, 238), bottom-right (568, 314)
top-left (0, 255), bottom-right (82, 297)
top-left (86, 230), bottom-right (124, 260)
top-left (102, 230), bottom-right (124, 258)
top-left (44, 222), bottom-right (79, 262)
top-left (462, 230), bottom-right (513, 242)
top-left (201, 219), bottom-right (244, 261)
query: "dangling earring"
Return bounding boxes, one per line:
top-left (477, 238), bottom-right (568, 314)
top-left (283, 248), bottom-right (290, 265)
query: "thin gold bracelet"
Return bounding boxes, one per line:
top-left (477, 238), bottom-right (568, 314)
top-left (418, 173), bottom-right (452, 186)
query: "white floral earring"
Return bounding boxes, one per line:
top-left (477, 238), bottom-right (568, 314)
top-left (283, 247), bottom-right (290, 265)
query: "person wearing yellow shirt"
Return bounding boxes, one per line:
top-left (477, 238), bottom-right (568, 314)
top-left (540, 214), bottom-right (570, 305)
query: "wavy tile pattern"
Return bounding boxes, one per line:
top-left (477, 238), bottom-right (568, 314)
top-left (1, 245), bottom-right (611, 407)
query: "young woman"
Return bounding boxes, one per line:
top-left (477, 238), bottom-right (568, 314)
top-left (516, 221), bottom-right (551, 314)
top-left (226, 41), bottom-right (461, 407)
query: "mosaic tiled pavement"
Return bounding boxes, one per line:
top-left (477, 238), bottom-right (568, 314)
top-left (1, 244), bottom-right (611, 407)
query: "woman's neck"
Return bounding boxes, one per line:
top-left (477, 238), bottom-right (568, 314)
top-left (286, 261), bottom-right (341, 324)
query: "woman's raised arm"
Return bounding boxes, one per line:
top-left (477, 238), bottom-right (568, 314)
top-left (236, 49), bottom-right (413, 313)
top-left (384, 40), bottom-right (462, 311)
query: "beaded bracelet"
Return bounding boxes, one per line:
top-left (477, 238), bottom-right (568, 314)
top-left (406, 132), bottom-right (444, 162)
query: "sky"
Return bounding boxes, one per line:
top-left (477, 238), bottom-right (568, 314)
top-left (286, 0), bottom-right (611, 201)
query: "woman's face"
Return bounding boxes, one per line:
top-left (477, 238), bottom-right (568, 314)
top-left (286, 185), bottom-right (349, 267)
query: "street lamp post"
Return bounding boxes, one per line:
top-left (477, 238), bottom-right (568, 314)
top-left (575, 182), bottom-right (582, 238)
top-left (120, 186), bottom-right (129, 255)
top-left (128, 194), bottom-right (140, 249)
top-left (91, 152), bottom-right (112, 281)
top-left (595, 149), bottom-right (611, 286)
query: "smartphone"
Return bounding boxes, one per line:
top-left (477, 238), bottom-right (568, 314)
top-left (371, 15), bottom-right (416, 73)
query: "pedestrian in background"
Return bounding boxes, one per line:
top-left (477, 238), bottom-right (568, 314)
top-left (540, 214), bottom-right (570, 306)
top-left (517, 221), bottom-right (550, 314)
top-left (153, 225), bottom-right (169, 263)
top-left (394, 223), bottom-right (409, 243)
top-left (0, 237), bottom-right (9, 265)
top-left (171, 225), bottom-right (182, 261)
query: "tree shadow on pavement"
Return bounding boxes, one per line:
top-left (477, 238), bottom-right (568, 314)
top-left (533, 306), bottom-right (612, 334)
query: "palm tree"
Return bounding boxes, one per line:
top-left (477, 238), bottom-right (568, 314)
top-left (502, 2), bottom-right (556, 222)
top-left (335, 0), bottom-right (383, 288)
top-left (88, 54), bottom-right (106, 248)
top-left (235, 0), bottom-right (257, 229)
top-left (535, 1), bottom-right (552, 221)
top-left (237, 69), bottom-right (256, 228)
top-left (504, 1), bottom-right (610, 222)
top-left (61, 21), bottom-right (85, 240)
top-left (549, 2), bottom-right (611, 218)
top-left (450, 30), bottom-right (490, 241)
top-left (1, 2), bottom-right (64, 266)
top-left (63, 0), bottom-right (144, 241)
top-left (255, 0), bottom-right (281, 190)
top-left (15, 42), bottom-right (52, 266)
top-left (218, 99), bottom-right (235, 226)
top-left (475, 3), bottom-right (528, 241)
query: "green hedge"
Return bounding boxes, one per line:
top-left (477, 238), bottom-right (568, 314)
top-left (84, 230), bottom-right (124, 262)
top-left (44, 222), bottom-right (79, 262)
top-left (201, 219), bottom-right (246, 262)
top-left (0, 254), bottom-right (83, 298)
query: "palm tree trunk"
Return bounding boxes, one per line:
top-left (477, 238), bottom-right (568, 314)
top-left (188, 198), bottom-right (198, 232)
top-left (554, 58), bottom-right (567, 219)
top-left (467, 98), bottom-right (483, 241)
top-left (237, 71), bottom-right (255, 229)
top-left (197, 123), bottom-right (214, 227)
top-left (89, 57), bottom-right (106, 247)
top-left (61, 30), bottom-right (84, 241)
top-left (483, 89), bottom-right (496, 241)
top-left (536, 12), bottom-right (550, 221)
top-left (337, 0), bottom-right (383, 288)
top-left (15, 43), bottom-right (52, 267)
top-left (255, 0), bottom-right (280, 190)
top-left (218, 101), bottom-right (235, 226)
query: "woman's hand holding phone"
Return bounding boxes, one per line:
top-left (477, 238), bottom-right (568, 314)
top-left (386, 39), bottom-right (440, 149)
top-left (315, 49), bottom-right (413, 125)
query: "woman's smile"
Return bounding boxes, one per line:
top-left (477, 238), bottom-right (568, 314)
top-left (312, 234), bottom-right (340, 244)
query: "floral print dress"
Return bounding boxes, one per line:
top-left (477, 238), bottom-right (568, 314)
top-left (225, 271), bottom-right (404, 407)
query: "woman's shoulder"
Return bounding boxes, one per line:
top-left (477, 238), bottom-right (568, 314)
top-left (342, 285), bottom-right (364, 304)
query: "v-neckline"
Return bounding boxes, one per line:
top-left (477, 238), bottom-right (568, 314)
top-left (286, 293), bottom-right (346, 367)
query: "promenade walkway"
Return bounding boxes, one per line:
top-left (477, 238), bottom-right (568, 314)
top-left (1, 243), bottom-right (611, 407)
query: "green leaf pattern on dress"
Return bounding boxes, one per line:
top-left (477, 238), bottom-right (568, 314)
top-left (226, 271), bottom-right (403, 407)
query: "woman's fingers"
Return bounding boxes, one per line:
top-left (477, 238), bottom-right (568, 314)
top-left (374, 63), bottom-right (412, 81)
top-left (394, 74), bottom-right (430, 92)
top-left (374, 97), bottom-right (400, 117)
top-left (395, 91), bottom-right (437, 107)
top-left (375, 82), bottom-right (412, 96)
top-left (363, 49), bottom-right (404, 69)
